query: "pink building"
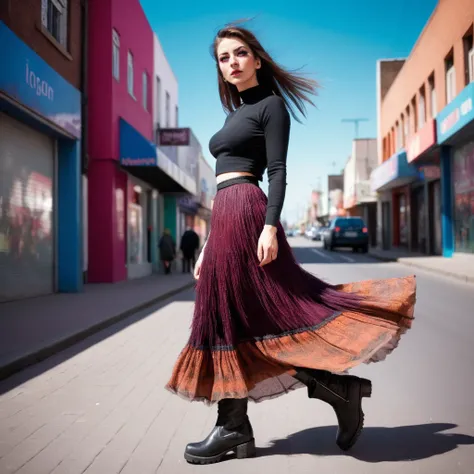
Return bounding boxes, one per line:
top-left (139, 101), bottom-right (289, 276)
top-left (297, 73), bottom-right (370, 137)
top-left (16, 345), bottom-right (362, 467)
top-left (87, 0), bottom-right (155, 282)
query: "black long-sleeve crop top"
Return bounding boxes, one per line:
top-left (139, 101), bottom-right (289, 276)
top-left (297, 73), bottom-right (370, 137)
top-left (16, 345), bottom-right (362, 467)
top-left (209, 84), bottom-right (290, 227)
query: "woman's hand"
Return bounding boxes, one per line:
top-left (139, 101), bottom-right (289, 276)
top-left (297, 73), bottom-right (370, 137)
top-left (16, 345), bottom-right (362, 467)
top-left (257, 225), bottom-right (278, 267)
top-left (194, 251), bottom-right (204, 280)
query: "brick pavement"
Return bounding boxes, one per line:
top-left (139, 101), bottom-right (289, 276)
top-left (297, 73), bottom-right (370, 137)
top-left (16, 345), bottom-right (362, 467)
top-left (0, 295), bottom-right (318, 474)
top-left (0, 273), bottom-right (194, 381)
top-left (1, 244), bottom-right (474, 473)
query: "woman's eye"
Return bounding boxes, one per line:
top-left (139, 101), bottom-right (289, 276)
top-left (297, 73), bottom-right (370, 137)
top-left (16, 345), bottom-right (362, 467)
top-left (220, 57), bottom-right (228, 62)
top-left (238, 51), bottom-right (248, 56)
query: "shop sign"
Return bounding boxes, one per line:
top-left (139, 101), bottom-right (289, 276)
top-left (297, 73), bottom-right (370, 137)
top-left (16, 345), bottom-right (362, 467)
top-left (159, 128), bottom-right (190, 146)
top-left (370, 150), bottom-right (419, 192)
top-left (406, 119), bottom-right (437, 162)
top-left (0, 22), bottom-right (81, 138)
top-left (437, 82), bottom-right (474, 144)
top-left (419, 165), bottom-right (441, 180)
top-left (178, 196), bottom-right (199, 214)
top-left (370, 153), bottom-right (399, 192)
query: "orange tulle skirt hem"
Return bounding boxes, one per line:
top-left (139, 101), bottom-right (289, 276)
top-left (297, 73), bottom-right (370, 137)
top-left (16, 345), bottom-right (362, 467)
top-left (166, 275), bottom-right (416, 404)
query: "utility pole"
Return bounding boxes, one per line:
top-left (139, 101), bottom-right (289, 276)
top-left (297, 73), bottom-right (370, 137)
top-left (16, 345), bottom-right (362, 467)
top-left (342, 118), bottom-right (369, 138)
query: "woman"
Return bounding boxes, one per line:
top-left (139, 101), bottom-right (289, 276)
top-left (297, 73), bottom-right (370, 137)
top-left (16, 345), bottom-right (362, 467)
top-left (166, 24), bottom-right (416, 465)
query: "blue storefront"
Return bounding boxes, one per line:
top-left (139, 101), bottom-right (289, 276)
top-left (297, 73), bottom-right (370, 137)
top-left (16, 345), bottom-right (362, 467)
top-left (0, 22), bottom-right (82, 301)
top-left (371, 149), bottom-right (420, 250)
top-left (118, 117), bottom-right (161, 279)
top-left (437, 82), bottom-right (474, 256)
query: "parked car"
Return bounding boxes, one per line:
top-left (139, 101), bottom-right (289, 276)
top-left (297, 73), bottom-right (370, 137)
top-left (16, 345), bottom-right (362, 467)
top-left (322, 217), bottom-right (369, 252)
top-left (305, 227), bottom-right (318, 239)
top-left (313, 226), bottom-right (327, 241)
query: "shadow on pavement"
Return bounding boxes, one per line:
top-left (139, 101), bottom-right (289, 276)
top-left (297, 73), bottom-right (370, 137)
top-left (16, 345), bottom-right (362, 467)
top-left (257, 423), bottom-right (474, 462)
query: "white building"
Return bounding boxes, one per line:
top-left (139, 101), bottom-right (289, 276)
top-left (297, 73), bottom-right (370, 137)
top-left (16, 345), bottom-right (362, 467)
top-left (153, 32), bottom-right (200, 251)
top-left (153, 32), bottom-right (196, 196)
top-left (343, 138), bottom-right (378, 245)
top-left (195, 155), bottom-right (216, 246)
top-left (153, 33), bottom-right (178, 135)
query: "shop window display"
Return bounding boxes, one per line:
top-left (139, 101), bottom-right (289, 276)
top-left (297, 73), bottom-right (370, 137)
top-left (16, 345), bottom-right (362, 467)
top-left (453, 141), bottom-right (474, 253)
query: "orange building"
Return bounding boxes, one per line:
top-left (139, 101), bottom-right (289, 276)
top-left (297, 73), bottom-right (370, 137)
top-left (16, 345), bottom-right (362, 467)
top-left (371, 0), bottom-right (474, 256)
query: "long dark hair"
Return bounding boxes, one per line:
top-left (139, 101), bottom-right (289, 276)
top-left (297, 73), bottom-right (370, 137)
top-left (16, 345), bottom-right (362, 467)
top-left (211, 23), bottom-right (319, 122)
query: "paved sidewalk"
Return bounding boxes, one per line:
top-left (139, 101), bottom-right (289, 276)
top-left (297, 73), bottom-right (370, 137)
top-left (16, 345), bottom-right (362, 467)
top-left (0, 273), bottom-right (194, 380)
top-left (369, 248), bottom-right (474, 283)
top-left (1, 249), bottom-right (474, 473)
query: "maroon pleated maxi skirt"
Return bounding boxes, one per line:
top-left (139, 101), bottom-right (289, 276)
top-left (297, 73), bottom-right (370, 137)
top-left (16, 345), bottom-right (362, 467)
top-left (166, 177), bottom-right (416, 404)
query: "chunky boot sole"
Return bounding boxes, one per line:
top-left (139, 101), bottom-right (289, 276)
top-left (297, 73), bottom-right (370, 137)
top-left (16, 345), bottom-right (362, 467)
top-left (184, 438), bottom-right (256, 464)
top-left (336, 378), bottom-right (372, 451)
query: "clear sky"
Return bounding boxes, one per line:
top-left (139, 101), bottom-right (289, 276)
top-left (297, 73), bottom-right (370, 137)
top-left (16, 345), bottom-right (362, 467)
top-left (141, 0), bottom-right (437, 224)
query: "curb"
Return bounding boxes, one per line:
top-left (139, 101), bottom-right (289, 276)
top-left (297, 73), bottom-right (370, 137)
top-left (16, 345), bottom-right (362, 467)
top-left (368, 253), bottom-right (474, 284)
top-left (368, 253), bottom-right (397, 263)
top-left (0, 280), bottom-right (195, 382)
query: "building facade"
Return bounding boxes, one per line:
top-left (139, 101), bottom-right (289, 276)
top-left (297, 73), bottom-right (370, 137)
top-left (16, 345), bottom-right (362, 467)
top-left (328, 174), bottom-right (345, 220)
top-left (152, 31), bottom-right (200, 257)
top-left (343, 139), bottom-right (378, 246)
top-left (372, 0), bottom-right (474, 255)
top-left (0, 1), bottom-right (83, 302)
top-left (86, 0), bottom-right (155, 283)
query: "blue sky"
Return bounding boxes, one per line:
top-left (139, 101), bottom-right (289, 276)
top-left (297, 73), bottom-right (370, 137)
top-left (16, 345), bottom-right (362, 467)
top-left (141, 0), bottom-right (437, 224)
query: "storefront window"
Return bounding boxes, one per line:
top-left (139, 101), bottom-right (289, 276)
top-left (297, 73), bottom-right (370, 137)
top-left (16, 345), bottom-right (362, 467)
top-left (128, 184), bottom-right (147, 264)
top-left (453, 141), bottom-right (474, 253)
top-left (399, 193), bottom-right (409, 246)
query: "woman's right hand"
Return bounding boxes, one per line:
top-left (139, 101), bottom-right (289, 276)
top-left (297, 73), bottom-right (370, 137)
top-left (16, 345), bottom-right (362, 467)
top-left (194, 252), bottom-right (204, 280)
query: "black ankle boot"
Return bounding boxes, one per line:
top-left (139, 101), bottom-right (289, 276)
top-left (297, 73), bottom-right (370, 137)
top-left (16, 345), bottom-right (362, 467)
top-left (184, 398), bottom-right (256, 464)
top-left (295, 369), bottom-right (372, 451)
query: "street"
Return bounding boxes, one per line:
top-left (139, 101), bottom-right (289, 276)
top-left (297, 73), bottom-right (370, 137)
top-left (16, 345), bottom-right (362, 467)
top-left (1, 237), bottom-right (474, 474)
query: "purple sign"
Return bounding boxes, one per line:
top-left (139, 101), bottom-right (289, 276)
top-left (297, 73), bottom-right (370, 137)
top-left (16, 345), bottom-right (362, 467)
top-left (159, 128), bottom-right (190, 146)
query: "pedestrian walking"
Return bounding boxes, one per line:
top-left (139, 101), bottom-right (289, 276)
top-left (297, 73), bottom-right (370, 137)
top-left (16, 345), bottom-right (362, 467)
top-left (158, 229), bottom-right (176, 275)
top-left (166, 23), bottom-right (416, 465)
top-left (180, 226), bottom-right (200, 273)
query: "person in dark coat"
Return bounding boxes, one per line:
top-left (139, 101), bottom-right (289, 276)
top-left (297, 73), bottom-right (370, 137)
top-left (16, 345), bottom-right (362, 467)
top-left (159, 229), bottom-right (176, 275)
top-left (180, 227), bottom-right (200, 273)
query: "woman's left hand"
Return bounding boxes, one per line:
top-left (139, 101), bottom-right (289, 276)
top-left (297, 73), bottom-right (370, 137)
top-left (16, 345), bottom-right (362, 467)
top-left (257, 225), bottom-right (279, 267)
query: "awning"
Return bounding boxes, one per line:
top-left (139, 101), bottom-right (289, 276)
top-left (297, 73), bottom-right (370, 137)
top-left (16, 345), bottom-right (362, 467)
top-left (370, 149), bottom-right (420, 193)
top-left (119, 118), bottom-right (157, 166)
top-left (119, 118), bottom-right (197, 195)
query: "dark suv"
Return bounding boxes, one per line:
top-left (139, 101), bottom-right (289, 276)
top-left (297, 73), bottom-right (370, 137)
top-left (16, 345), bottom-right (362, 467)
top-left (323, 217), bottom-right (369, 253)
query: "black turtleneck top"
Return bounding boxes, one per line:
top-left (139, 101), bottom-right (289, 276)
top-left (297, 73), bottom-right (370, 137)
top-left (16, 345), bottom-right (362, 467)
top-left (209, 84), bottom-right (290, 227)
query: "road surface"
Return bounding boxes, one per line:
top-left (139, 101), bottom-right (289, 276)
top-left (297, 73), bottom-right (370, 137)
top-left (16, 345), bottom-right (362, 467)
top-left (1, 236), bottom-right (473, 474)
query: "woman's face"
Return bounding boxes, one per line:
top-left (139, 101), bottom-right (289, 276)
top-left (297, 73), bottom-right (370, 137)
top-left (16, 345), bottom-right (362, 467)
top-left (216, 37), bottom-right (261, 91)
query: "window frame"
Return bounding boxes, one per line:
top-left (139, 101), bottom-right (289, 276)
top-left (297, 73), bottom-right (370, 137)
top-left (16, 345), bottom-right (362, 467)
top-left (446, 65), bottom-right (456, 103)
top-left (127, 51), bottom-right (135, 98)
top-left (41, 0), bottom-right (68, 48)
top-left (142, 72), bottom-right (148, 111)
top-left (112, 29), bottom-right (120, 81)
